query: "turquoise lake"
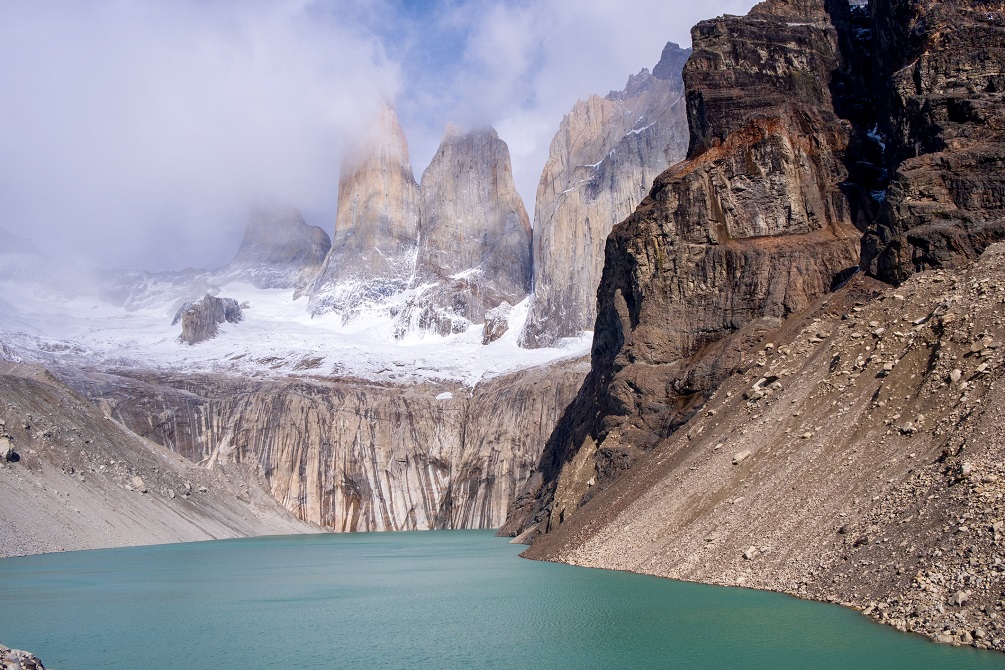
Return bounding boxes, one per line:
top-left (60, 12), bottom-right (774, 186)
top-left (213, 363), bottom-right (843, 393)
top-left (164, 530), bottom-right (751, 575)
top-left (2, 530), bottom-right (1004, 669)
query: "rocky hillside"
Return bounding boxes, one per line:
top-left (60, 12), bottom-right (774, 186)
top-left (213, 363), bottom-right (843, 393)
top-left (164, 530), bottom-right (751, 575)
top-left (520, 42), bottom-right (691, 348)
top-left (503, 0), bottom-right (1005, 652)
top-left (525, 244), bottom-right (1005, 650)
top-left (503, 0), bottom-right (862, 537)
top-left (0, 362), bottom-right (313, 558)
top-left (65, 357), bottom-right (589, 532)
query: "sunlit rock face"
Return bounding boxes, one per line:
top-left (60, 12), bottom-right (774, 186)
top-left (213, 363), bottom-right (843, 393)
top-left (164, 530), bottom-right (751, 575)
top-left (305, 106), bottom-right (422, 319)
top-left (217, 207), bottom-right (331, 290)
top-left (69, 358), bottom-right (590, 531)
top-left (393, 126), bottom-right (532, 338)
top-left (520, 42), bottom-right (691, 348)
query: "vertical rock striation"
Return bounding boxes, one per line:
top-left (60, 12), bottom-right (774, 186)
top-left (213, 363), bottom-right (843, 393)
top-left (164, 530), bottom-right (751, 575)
top-left (67, 358), bottom-right (589, 532)
top-left (305, 106), bottom-right (422, 318)
top-left (394, 126), bottom-right (532, 338)
top-left (503, 0), bottom-right (863, 539)
top-left (520, 42), bottom-right (691, 348)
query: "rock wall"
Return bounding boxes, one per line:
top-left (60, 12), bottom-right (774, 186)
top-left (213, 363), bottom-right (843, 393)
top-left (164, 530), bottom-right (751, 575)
top-left (503, 0), bottom-right (862, 538)
top-left (305, 106), bottom-right (423, 318)
top-left (520, 42), bottom-right (691, 348)
top-left (394, 127), bottom-right (532, 338)
top-left (67, 358), bottom-right (589, 532)
top-left (861, 0), bottom-right (1005, 282)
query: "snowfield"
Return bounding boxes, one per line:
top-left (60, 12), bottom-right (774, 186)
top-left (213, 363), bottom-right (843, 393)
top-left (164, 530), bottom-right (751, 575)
top-left (0, 274), bottom-right (592, 386)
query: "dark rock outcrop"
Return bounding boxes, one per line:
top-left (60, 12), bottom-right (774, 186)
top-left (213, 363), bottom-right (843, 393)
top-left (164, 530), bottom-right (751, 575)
top-left (503, 0), bottom-right (862, 539)
top-left (520, 42), bottom-right (691, 348)
top-left (860, 0), bottom-right (1005, 282)
top-left (173, 294), bottom-right (243, 345)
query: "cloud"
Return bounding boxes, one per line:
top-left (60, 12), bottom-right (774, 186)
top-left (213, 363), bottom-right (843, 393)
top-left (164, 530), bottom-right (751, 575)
top-left (0, 0), bottom-right (758, 272)
top-left (398, 0), bottom-right (760, 213)
top-left (0, 0), bottom-right (398, 270)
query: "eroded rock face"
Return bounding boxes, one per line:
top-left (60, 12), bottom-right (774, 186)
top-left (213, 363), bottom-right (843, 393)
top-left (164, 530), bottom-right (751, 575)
top-left (503, 0), bottom-right (862, 539)
top-left (69, 358), bottom-right (590, 532)
top-left (520, 42), bottom-right (691, 348)
top-left (393, 127), bottom-right (532, 338)
top-left (305, 106), bottom-right (422, 318)
top-left (219, 207), bottom-right (331, 290)
top-left (861, 0), bottom-right (1005, 281)
top-left (173, 294), bottom-right (243, 345)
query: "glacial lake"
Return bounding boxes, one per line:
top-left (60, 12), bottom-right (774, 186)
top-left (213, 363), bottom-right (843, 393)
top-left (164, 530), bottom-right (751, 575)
top-left (2, 530), bottom-right (1004, 669)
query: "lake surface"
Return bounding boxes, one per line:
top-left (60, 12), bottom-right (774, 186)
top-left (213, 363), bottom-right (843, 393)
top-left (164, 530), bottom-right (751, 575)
top-left (2, 530), bottom-right (1003, 669)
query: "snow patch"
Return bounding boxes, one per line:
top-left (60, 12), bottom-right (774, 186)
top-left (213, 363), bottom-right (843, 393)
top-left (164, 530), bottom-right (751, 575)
top-left (436, 392), bottom-right (453, 401)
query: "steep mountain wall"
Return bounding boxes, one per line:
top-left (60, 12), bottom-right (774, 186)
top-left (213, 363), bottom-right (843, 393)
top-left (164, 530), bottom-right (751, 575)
top-left (394, 127), bottom-right (532, 337)
top-left (305, 106), bottom-right (422, 318)
top-left (520, 43), bottom-right (692, 348)
top-left (502, 0), bottom-right (1005, 651)
top-left (503, 0), bottom-right (861, 538)
top-left (66, 358), bottom-right (589, 532)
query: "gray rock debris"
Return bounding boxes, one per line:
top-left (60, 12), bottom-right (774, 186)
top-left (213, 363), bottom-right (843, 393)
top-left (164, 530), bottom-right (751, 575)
top-left (1, 643), bottom-right (46, 669)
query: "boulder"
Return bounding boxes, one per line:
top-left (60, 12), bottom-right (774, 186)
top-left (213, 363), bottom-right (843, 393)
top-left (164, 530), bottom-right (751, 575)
top-left (173, 294), bottom-right (243, 345)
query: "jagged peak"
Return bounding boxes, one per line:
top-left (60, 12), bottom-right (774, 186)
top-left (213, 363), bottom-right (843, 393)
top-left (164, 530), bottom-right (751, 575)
top-left (341, 103), bottom-right (413, 178)
top-left (653, 41), bottom-right (692, 82)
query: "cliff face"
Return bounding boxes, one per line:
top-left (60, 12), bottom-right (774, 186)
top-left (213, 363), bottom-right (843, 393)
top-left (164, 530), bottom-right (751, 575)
top-left (218, 207), bottom-right (331, 290)
top-left (503, 0), bottom-right (1005, 651)
top-left (862, 0), bottom-right (1005, 282)
top-left (503, 0), bottom-right (862, 538)
top-left (520, 43), bottom-right (692, 348)
top-left (67, 358), bottom-right (589, 532)
top-left (394, 127), bottom-right (532, 338)
top-left (305, 106), bottom-right (422, 318)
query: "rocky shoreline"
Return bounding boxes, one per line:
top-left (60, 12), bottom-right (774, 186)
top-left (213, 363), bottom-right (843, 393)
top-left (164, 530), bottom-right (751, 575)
top-left (522, 245), bottom-right (1005, 651)
top-left (1, 644), bottom-right (45, 670)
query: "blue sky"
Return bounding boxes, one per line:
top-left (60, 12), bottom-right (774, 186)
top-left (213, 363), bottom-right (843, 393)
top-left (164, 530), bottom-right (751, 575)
top-left (0, 0), bottom-right (757, 271)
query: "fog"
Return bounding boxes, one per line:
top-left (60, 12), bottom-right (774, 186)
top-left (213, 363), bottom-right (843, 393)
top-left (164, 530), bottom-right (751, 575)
top-left (0, 0), bottom-right (757, 272)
